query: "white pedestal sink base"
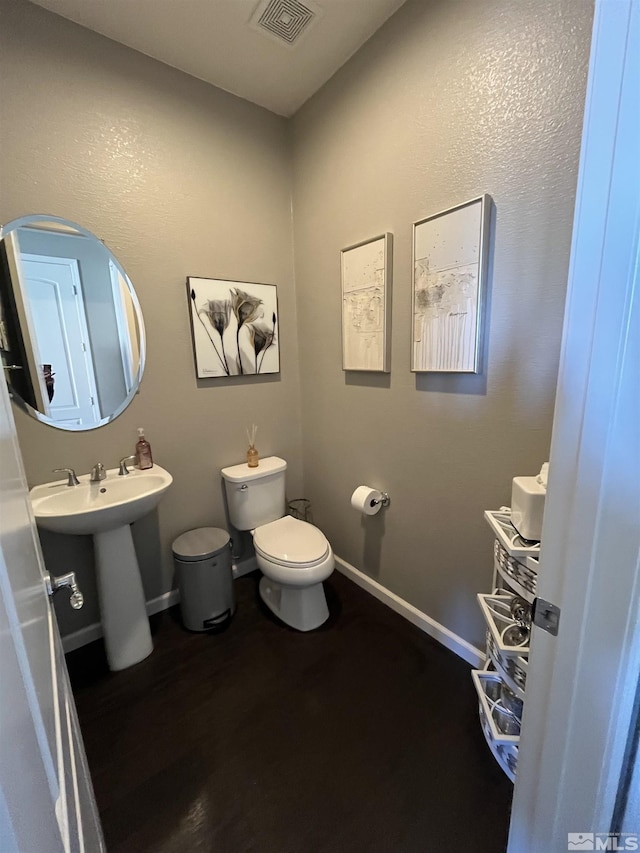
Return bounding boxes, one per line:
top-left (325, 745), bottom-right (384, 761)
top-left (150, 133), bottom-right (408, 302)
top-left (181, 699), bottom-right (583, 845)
top-left (94, 525), bottom-right (153, 671)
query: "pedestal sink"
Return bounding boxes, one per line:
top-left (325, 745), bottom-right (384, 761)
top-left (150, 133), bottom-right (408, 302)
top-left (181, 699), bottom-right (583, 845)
top-left (30, 465), bottom-right (173, 671)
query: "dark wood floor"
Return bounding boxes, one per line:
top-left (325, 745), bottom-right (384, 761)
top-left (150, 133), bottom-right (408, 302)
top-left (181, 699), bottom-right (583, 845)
top-left (66, 571), bottom-right (512, 853)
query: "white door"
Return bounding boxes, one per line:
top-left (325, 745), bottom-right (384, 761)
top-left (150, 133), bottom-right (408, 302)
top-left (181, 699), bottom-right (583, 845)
top-left (509, 0), bottom-right (640, 849)
top-left (21, 254), bottom-right (100, 427)
top-left (0, 368), bottom-right (104, 850)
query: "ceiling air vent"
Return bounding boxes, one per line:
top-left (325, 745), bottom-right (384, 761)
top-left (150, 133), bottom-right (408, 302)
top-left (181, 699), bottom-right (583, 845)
top-left (250, 0), bottom-right (322, 48)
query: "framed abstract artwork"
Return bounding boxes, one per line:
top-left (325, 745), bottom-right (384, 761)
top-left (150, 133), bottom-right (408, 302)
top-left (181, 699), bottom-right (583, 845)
top-left (187, 277), bottom-right (279, 377)
top-left (411, 195), bottom-right (491, 373)
top-left (341, 232), bottom-right (392, 372)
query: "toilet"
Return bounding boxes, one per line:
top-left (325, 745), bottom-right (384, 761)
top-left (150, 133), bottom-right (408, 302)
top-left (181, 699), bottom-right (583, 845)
top-left (221, 456), bottom-right (334, 631)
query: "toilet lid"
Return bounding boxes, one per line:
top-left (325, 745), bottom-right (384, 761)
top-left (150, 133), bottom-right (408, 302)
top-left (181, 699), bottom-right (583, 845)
top-left (253, 516), bottom-right (329, 565)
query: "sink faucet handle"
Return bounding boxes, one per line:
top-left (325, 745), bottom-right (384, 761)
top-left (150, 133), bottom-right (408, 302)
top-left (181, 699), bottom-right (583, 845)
top-left (52, 468), bottom-right (80, 487)
top-left (90, 462), bottom-right (106, 482)
top-left (118, 455), bottom-right (137, 476)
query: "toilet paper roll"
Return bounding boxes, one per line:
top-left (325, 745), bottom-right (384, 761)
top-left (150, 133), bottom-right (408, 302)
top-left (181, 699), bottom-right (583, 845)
top-left (351, 486), bottom-right (383, 516)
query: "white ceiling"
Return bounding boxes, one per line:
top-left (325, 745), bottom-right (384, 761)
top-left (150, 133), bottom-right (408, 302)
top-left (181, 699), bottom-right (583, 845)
top-left (28, 0), bottom-right (407, 116)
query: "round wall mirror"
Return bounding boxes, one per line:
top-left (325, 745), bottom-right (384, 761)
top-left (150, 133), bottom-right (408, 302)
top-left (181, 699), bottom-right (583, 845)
top-left (0, 215), bottom-right (145, 431)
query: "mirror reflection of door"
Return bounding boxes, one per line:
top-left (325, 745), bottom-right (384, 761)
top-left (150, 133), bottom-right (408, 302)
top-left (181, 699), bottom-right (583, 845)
top-left (21, 254), bottom-right (100, 427)
top-left (0, 215), bottom-right (145, 432)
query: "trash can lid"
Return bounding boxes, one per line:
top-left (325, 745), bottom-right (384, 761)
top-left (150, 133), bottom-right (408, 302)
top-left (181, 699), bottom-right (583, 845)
top-left (172, 527), bottom-right (230, 561)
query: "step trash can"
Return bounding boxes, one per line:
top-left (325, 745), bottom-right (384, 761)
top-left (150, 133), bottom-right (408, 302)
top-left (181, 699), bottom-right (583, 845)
top-left (172, 527), bottom-right (235, 631)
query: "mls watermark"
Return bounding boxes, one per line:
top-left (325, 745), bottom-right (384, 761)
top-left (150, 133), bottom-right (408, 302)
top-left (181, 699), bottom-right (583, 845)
top-left (568, 833), bottom-right (639, 851)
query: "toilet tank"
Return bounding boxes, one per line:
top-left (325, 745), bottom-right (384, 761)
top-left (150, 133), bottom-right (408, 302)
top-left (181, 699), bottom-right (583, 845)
top-left (221, 456), bottom-right (287, 531)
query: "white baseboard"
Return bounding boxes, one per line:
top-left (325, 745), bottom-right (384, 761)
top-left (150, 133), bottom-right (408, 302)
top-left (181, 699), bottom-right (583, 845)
top-left (334, 556), bottom-right (485, 668)
top-left (232, 555), bottom-right (257, 578)
top-left (62, 563), bottom-right (257, 654)
top-left (62, 556), bottom-right (484, 668)
top-left (146, 588), bottom-right (180, 616)
top-left (61, 589), bottom-right (181, 654)
top-left (61, 623), bottom-right (103, 654)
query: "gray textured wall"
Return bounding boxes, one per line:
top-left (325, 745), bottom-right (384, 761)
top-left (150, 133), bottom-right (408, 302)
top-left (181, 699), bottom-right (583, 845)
top-left (0, 0), bottom-right (303, 635)
top-left (1, 0), bottom-right (593, 649)
top-left (291, 0), bottom-right (593, 647)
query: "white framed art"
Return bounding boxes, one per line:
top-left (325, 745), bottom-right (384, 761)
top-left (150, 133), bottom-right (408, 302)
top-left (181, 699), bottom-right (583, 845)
top-left (411, 195), bottom-right (491, 373)
top-left (341, 232), bottom-right (392, 372)
top-left (187, 277), bottom-right (279, 377)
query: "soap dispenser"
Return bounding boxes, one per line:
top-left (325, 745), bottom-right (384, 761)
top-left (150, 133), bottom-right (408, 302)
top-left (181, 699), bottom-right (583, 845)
top-left (135, 428), bottom-right (153, 470)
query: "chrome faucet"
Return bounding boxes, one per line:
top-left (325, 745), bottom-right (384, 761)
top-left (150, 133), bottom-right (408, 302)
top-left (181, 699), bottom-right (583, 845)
top-left (90, 462), bottom-right (106, 482)
top-left (52, 467), bottom-right (80, 487)
top-left (118, 455), bottom-right (137, 476)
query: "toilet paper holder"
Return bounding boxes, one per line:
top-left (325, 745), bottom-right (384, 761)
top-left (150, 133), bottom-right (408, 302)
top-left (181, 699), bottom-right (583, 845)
top-left (351, 485), bottom-right (391, 515)
top-left (372, 492), bottom-right (390, 508)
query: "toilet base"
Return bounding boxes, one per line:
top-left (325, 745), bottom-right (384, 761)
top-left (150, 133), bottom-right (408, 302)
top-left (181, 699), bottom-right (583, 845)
top-left (259, 575), bottom-right (329, 631)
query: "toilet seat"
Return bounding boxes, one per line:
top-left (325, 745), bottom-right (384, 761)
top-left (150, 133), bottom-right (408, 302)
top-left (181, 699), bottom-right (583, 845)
top-left (253, 516), bottom-right (334, 589)
top-left (253, 516), bottom-right (329, 567)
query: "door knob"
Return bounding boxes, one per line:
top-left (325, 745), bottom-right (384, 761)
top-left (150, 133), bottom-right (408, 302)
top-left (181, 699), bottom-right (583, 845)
top-left (45, 571), bottom-right (84, 610)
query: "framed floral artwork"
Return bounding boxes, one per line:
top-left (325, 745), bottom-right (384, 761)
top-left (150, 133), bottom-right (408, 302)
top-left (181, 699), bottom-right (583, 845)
top-left (187, 277), bottom-right (279, 377)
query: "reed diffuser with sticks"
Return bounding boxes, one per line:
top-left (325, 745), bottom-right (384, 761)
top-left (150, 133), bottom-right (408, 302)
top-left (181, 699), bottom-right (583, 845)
top-left (246, 424), bottom-right (259, 467)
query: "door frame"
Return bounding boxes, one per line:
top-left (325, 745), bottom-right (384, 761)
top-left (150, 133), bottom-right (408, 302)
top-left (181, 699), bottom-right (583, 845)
top-left (0, 343), bottom-right (105, 851)
top-left (508, 0), bottom-right (640, 847)
top-left (2, 234), bottom-right (49, 412)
